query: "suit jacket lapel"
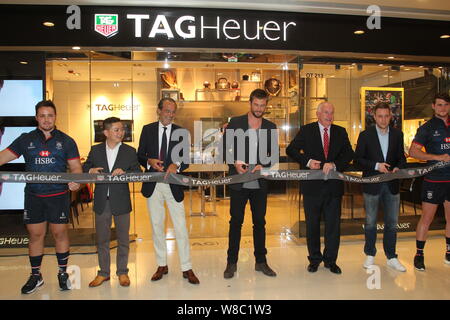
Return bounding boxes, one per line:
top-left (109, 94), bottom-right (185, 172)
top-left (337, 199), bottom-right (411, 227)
top-left (366, 126), bottom-right (382, 161)
top-left (153, 122), bottom-right (160, 158)
top-left (99, 143), bottom-right (110, 173)
top-left (314, 122), bottom-right (325, 160)
top-left (111, 144), bottom-right (125, 171)
top-left (386, 127), bottom-right (395, 163)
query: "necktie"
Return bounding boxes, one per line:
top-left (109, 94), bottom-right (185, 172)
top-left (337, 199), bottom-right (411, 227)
top-left (323, 127), bottom-right (329, 159)
top-left (159, 127), bottom-right (167, 164)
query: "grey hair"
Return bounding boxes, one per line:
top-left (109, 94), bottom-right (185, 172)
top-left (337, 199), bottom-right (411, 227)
top-left (317, 101), bottom-right (332, 113)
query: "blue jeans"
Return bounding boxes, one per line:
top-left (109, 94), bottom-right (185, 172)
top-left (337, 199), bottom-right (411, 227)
top-left (363, 183), bottom-right (400, 259)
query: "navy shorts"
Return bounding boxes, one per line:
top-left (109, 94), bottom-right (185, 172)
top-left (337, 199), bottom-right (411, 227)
top-left (24, 192), bottom-right (70, 224)
top-left (421, 181), bottom-right (450, 205)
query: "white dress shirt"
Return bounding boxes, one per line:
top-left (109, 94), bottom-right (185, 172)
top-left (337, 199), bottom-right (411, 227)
top-left (106, 141), bottom-right (121, 196)
top-left (306, 122), bottom-right (332, 168)
top-left (147, 122), bottom-right (173, 170)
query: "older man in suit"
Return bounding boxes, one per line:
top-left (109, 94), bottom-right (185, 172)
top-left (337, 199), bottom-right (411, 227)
top-left (138, 98), bottom-right (199, 285)
top-left (355, 102), bottom-right (407, 272)
top-left (286, 102), bottom-right (353, 274)
top-left (83, 117), bottom-right (141, 287)
top-left (222, 89), bottom-right (278, 279)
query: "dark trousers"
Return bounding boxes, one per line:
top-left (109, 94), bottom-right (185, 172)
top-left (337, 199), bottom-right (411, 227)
top-left (227, 188), bottom-right (268, 264)
top-left (95, 200), bottom-right (130, 277)
top-left (303, 191), bottom-right (342, 264)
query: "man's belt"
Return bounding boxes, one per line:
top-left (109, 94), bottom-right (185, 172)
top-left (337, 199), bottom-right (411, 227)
top-left (0, 161), bottom-right (448, 187)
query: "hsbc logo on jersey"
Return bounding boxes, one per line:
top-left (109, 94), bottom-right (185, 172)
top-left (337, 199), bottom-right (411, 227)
top-left (35, 152), bottom-right (56, 165)
top-left (39, 150), bottom-right (51, 157)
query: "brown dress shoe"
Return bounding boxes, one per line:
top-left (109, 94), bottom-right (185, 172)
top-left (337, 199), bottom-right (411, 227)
top-left (118, 274), bottom-right (130, 287)
top-left (151, 266), bottom-right (168, 281)
top-left (182, 269), bottom-right (200, 285)
top-left (88, 275), bottom-right (110, 287)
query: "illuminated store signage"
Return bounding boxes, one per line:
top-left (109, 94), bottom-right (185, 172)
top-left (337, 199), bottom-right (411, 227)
top-left (1, 4), bottom-right (450, 56)
top-left (124, 14), bottom-right (296, 41)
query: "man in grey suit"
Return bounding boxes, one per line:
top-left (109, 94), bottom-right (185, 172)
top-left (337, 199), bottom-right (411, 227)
top-left (83, 117), bottom-right (141, 287)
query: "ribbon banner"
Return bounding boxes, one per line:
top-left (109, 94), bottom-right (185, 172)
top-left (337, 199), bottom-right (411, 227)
top-left (0, 161), bottom-right (449, 186)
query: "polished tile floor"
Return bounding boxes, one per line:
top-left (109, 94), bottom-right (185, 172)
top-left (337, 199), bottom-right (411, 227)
top-left (0, 190), bottom-right (448, 300)
top-left (0, 232), bottom-right (449, 300)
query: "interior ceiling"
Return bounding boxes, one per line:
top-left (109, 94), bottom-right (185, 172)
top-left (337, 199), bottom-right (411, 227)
top-left (1, 0), bottom-right (450, 20)
top-left (50, 59), bottom-right (429, 82)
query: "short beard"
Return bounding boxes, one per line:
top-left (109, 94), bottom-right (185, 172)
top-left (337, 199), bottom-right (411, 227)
top-left (251, 110), bottom-right (263, 119)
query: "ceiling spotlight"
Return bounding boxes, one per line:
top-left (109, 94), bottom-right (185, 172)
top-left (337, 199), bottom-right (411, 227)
top-left (354, 30), bottom-right (365, 35)
top-left (388, 56), bottom-right (395, 59)
top-left (156, 47), bottom-right (164, 51)
top-left (72, 46), bottom-right (81, 50)
top-left (378, 64), bottom-right (384, 66)
top-left (440, 35), bottom-right (450, 39)
top-left (19, 61), bottom-right (28, 65)
top-left (43, 21), bottom-right (55, 27)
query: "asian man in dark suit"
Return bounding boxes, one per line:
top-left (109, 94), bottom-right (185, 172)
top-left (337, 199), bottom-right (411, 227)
top-left (83, 117), bottom-right (141, 287)
top-left (222, 89), bottom-right (278, 279)
top-left (137, 98), bottom-right (199, 285)
top-left (355, 102), bottom-right (407, 272)
top-left (286, 102), bottom-right (353, 274)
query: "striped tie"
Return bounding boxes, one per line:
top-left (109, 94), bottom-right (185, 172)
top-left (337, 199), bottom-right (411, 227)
top-left (323, 127), bottom-right (329, 159)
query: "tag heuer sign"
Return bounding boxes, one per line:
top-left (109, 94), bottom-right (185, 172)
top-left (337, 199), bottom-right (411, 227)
top-left (95, 14), bottom-right (118, 38)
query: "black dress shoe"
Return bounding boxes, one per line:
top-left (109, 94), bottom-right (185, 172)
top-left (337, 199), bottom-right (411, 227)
top-left (255, 263), bottom-right (277, 277)
top-left (223, 263), bottom-right (237, 279)
top-left (324, 262), bottom-right (342, 274)
top-left (307, 262), bottom-right (320, 273)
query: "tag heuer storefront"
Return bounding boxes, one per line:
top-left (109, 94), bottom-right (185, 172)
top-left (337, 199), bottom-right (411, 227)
top-left (0, 3), bottom-right (449, 247)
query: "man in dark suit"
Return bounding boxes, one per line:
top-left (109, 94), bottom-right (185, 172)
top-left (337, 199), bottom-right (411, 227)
top-left (137, 98), bottom-right (199, 285)
top-left (286, 102), bottom-right (353, 274)
top-left (355, 102), bottom-right (407, 272)
top-left (222, 89), bottom-right (278, 279)
top-left (83, 117), bottom-right (141, 287)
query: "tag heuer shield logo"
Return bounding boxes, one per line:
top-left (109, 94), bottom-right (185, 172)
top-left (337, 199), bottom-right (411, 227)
top-left (95, 14), bottom-right (118, 38)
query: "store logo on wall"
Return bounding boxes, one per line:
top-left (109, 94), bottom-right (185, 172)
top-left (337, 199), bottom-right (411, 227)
top-left (95, 14), bottom-right (119, 38)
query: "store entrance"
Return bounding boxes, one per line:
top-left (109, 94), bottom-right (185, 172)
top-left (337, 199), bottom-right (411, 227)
top-left (47, 51), bottom-right (301, 240)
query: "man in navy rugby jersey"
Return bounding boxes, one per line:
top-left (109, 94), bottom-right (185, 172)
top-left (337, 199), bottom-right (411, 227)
top-left (0, 100), bottom-right (82, 294)
top-left (409, 93), bottom-right (450, 271)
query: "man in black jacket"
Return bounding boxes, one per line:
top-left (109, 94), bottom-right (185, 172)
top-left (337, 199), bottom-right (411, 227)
top-left (355, 102), bottom-right (407, 272)
top-left (286, 102), bottom-right (353, 274)
top-left (83, 117), bottom-right (142, 287)
top-left (222, 89), bottom-right (278, 279)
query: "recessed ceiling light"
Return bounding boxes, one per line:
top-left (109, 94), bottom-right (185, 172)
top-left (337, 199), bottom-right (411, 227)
top-left (405, 68), bottom-right (411, 71)
top-left (156, 47), bottom-right (164, 51)
top-left (43, 22), bottom-right (55, 27)
top-left (72, 46), bottom-right (81, 50)
top-left (19, 61), bottom-right (28, 65)
top-left (62, 58), bottom-right (68, 61)
top-left (378, 64), bottom-right (384, 66)
top-left (419, 65), bottom-right (424, 68)
top-left (388, 56), bottom-right (395, 59)
top-left (440, 35), bottom-right (450, 39)
top-left (354, 30), bottom-right (365, 35)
